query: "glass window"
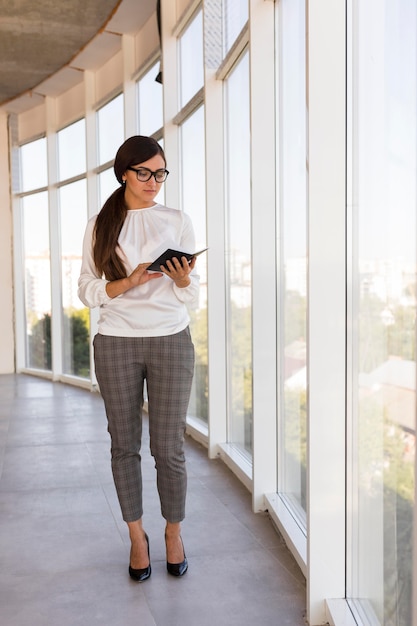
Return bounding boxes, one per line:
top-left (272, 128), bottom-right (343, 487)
top-left (59, 180), bottom-right (90, 378)
top-left (57, 119), bottom-right (86, 181)
top-left (348, 1), bottom-right (416, 624)
top-left (179, 10), bottom-right (204, 108)
top-left (277, 0), bottom-right (307, 524)
top-left (137, 62), bottom-right (163, 136)
top-left (223, 0), bottom-right (248, 56)
top-left (20, 137), bottom-right (47, 192)
top-left (225, 51), bottom-right (252, 457)
top-left (98, 168), bottom-right (117, 207)
top-left (22, 192), bottom-right (52, 370)
top-left (97, 94), bottom-right (124, 165)
top-left (180, 106), bottom-right (208, 424)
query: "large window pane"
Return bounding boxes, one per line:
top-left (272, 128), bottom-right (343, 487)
top-left (22, 192), bottom-right (51, 370)
top-left (57, 119), bottom-right (86, 181)
top-left (20, 137), bottom-right (47, 192)
top-left (98, 168), bottom-right (117, 206)
top-left (225, 51), bottom-right (252, 456)
top-left (223, 0), bottom-right (248, 56)
top-left (59, 181), bottom-right (89, 377)
top-left (348, 1), bottom-right (416, 624)
top-left (97, 94), bottom-right (124, 165)
top-left (179, 10), bottom-right (203, 108)
top-left (277, 0), bottom-right (307, 522)
top-left (137, 62), bottom-right (163, 136)
top-left (180, 106), bottom-right (208, 424)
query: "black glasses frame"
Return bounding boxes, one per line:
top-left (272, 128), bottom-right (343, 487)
top-left (127, 166), bottom-right (169, 183)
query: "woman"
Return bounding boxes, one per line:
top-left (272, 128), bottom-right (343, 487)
top-left (78, 135), bottom-right (199, 581)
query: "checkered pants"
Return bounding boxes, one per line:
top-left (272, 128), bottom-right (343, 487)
top-left (93, 328), bottom-right (195, 523)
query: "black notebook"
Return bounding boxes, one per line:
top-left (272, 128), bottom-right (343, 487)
top-left (147, 247), bottom-right (208, 271)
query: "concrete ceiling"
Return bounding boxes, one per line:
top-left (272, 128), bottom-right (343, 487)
top-left (0, 0), bottom-right (157, 114)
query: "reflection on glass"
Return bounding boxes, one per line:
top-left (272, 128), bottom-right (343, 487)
top-left (179, 10), bottom-right (203, 108)
top-left (225, 51), bottom-right (252, 456)
top-left (138, 62), bottom-right (163, 136)
top-left (20, 137), bottom-right (47, 192)
top-left (97, 94), bottom-right (124, 165)
top-left (57, 119), bottom-right (86, 181)
top-left (59, 181), bottom-right (90, 377)
top-left (22, 193), bottom-right (51, 370)
top-left (180, 106), bottom-right (208, 424)
top-left (278, 0), bottom-right (307, 522)
top-left (223, 0), bottom-right (248, 56)
top-left (349, 2), bottom-right (416, 624)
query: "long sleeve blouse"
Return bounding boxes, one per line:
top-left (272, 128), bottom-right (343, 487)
top-left (78, 203), bottom-right (200, 337)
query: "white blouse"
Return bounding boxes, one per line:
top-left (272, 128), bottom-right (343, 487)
top-left (78, 204), bottom-right (200, 337)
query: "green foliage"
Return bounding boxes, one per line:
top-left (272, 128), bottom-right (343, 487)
top-left (62, 308), bottom-right (90, 377)
top-left (28, 308), bottom-right (90, 377)
top-left (189, 308), bottom-right (208, 420)
top-left (28, 312), bottom-right (52, 369)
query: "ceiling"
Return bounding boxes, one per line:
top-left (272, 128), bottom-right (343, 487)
top-left (0, 0), bottom-right (157, 114)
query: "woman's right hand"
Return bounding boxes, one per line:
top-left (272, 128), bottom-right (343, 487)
top-left (106, 263), bottom-right (162, 298)
top-left (127, 263), bottom-right (163, 288)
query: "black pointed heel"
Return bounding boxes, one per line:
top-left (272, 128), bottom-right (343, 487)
top-left (129, 533), bottom-right (151, 582)
top-left (166, 536), bottom-right (188, 577)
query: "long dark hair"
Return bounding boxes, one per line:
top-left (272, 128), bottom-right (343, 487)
top-left (93, 136), bottom-right (166, 280)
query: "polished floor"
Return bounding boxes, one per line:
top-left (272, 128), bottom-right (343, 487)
top-left (0, 374), bottom-right (306, 626)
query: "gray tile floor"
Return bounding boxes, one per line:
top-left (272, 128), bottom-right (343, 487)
top-left (0, 374), bottom-right (306, 626)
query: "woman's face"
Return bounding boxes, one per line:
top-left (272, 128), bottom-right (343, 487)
top-left (122, 153), bottom-right (166, 209)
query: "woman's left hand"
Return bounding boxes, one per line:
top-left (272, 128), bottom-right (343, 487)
top-left (161, 256), bottom-right (196, 288)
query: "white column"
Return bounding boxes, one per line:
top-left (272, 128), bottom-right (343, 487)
top-left (0, 112), bottom-right (15, 373)
top-left (249, 0), bottom-right (277, 511)
top-left (307, 0), bottom-right (346, 624)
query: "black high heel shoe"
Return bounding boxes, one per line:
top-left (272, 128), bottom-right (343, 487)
top-left (129, 533), bottom-right (151, 582)
top-left (166, 536), bottom-right (188, 577)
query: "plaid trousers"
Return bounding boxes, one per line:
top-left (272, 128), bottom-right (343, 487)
top-left (93, 328), bottom-right (195, 523)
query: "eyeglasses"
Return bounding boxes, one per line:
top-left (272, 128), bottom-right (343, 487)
top-left (127, 166), bottom-right (169, 183)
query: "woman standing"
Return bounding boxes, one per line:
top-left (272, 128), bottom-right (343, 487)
top-left (78, 136), bottom-right (199, 581)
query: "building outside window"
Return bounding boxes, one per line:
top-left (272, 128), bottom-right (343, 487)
top-left (57, 121), bottom-right (89, 378)
top-left (20, 138), bottom-right (51, 371)
top-left (59, 180), bottom-right (89, 378)
top-left (180, 106), bottom-right (208, 424)
top-left (348, 1), bottom-right (416, 624)
top-left (225, 49), bottom-right (252, 457)
top-left (22, 191), bottom-right (51, 371)
top-left (276, 0), bottom-right (307, 525)
top-left (177, 9), bottom-right (207, 426)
